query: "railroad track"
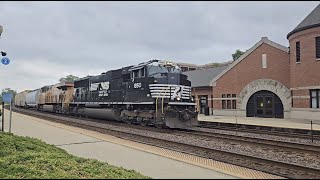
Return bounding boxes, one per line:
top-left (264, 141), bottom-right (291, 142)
top-left (9, 107), bottom-right (320, 179)
top-left (173, 129), bottom-right (320, 154)
top-left (198, 121), bottom-right (320, 141)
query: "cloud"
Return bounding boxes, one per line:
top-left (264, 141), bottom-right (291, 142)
top-left (0, 1), bottom-right (319, 92)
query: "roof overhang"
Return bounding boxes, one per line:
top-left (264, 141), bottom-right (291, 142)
top-left (287, 23), bottom-right (320, 39)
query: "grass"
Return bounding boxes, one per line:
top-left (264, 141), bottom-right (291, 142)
top-left (0, 132), bottom-right (150, 179)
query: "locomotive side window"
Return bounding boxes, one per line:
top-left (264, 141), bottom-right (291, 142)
top-left (132, 67), bottom-right (145, 79)
top-left (140, 67), bottom-right (145, 77)
top-left (75, 89), bottom-right (79, 98)
top-left (133, 70), bottom-right (139, 78)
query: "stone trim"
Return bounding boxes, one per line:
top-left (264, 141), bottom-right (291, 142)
top-left (290, 86), bottom-right (320, 90)
top-left (237, 79), bottom-right (291, 111)
top-left (292, 96), bottom-right (310, 99)
top-left (212, 98), bottom-right (238, 100)
top-left (291, 108), bottom-right (320, 112)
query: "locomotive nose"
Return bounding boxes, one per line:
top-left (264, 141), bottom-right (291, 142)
top-left (181, 111), bottom-right (191, 121)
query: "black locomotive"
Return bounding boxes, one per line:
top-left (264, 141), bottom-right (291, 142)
top-left (69, 59), bottom-right (198, 128)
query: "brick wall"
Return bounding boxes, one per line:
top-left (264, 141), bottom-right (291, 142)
top-left (289, 26), bottom-right (320, 108)
top-left (191, 87), bottom-right (213, 111)
top-left (212, 42), bottom-right (290, 109)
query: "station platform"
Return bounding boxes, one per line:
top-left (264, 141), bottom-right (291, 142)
top-left (198, 114), bottom-right (320, 131)
top-left (0, 107), bottom-right (259, 179)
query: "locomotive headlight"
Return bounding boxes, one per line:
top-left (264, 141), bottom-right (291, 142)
top-left (176, 97), bottom-right (181, 101)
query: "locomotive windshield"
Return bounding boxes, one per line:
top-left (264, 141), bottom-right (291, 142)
top-left (147, 61), bottom-right (181, 77)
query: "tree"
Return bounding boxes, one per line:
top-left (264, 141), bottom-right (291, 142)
top-left (232, 49), bottom-right (245, 61)
top-left (59, 75), bottom-right (79, 83)
top-left (1, 88), bottom-right (17, 103)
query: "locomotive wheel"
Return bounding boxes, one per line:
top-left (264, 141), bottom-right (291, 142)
top-left (125, 119), bottom-right (133, 124)
top-left (139, 119), bottom-right (148, 126)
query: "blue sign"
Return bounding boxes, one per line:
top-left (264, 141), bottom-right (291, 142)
top-left (2, 93), bottom-right (12, 103)
top-left (1, 57), bottom-right (10, 65)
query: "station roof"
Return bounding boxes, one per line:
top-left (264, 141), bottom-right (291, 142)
top-left (287, 4), bottom-right (320, 39)
top-left (183, 65), bottom-right (228, 88)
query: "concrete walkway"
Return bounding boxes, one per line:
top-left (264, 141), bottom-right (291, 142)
top-left (0, 107), bottom-right (238, 179)
top-left (198, 114), bottom-right (320, 131)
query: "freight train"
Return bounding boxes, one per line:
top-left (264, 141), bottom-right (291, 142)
top-left (15, 59), bottom-right (198, 128)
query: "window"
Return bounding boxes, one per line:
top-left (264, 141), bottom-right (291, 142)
top-left (296, 41), bottom-right (300, 63)
top-left (232, 94), bottom-right (236, 109)
top-left (232, 100), bottom-right (236, 109)
top-left (181, 67), bottom-right (188, 72)
top-left (132, 68), bottom-right (145, 79)
top-left (310, 90), bottom-right (320, 108)
top-left (133, 70), bottom-right (139, 78)
top-left (222, 94), bottom-right (226, 109)
top-left (291, 91), bottom-right (293, 107)
top-left (316, 37), bottom-right (320, 59)
top-left (227, 94), bottom-right (231, 109)
top-left (262, 54), bottom-right (267, 68)
top-left (222, 94), bottom-right (237, 109)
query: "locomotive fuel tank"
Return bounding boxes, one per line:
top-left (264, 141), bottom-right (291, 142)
top-left (42, 105), bottom-right (55, 112)
top-left (84, 108), bottom-right (120, 121)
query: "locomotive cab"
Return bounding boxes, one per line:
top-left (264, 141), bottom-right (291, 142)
top-left (128, 59), bottom-right (198, 128)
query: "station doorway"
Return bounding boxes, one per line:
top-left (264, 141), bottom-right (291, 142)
top-left (246, 90), bottom-right (284, 118)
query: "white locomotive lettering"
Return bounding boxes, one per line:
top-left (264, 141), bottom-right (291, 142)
top-left (134, 82), bottom-right (142, 88)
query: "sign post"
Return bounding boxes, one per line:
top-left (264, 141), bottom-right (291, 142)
top-left (9, 98), bottom-right (12, 133)
top-left (2, 93), bottom-right (13, 132)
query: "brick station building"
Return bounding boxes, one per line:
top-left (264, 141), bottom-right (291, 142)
top-left (209, 4), bottom-right (320, 121)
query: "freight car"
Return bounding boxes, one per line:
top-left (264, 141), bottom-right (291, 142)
top-left (14, 90), bottom-right (30, 107)
top-left (16, 59), bottom-right (199, 129)
top-left (25, 89), bottom-right (41, 108)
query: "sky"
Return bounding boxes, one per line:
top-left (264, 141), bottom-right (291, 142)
top-left (0, 1), bottom-right (319, 92)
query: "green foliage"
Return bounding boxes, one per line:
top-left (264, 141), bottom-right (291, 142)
top-left (207, 63), bottom-right (221, 68)
top-left (0, 133), bottom-right (150, 179)
top-left (59, 75), bottom-right (79, 83)
top-left (1, 88), bottom-right (17, 103)
top-left (232, 49), bottom-right (245, 61)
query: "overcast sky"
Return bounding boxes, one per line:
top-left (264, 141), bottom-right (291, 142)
top-left (0, 1), bottom-right (319, 92)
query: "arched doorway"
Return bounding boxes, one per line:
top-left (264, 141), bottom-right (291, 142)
top-left (246, 90), bottom-right (284, 118)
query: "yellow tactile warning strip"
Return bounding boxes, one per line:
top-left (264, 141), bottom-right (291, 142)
top-left (14, 112), bottom-right (285, 179)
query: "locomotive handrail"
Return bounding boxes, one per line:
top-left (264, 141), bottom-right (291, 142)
top-left (155, 97), bottom-right (158, 117)
top-left (162, 97), bottom-right (164, 114)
